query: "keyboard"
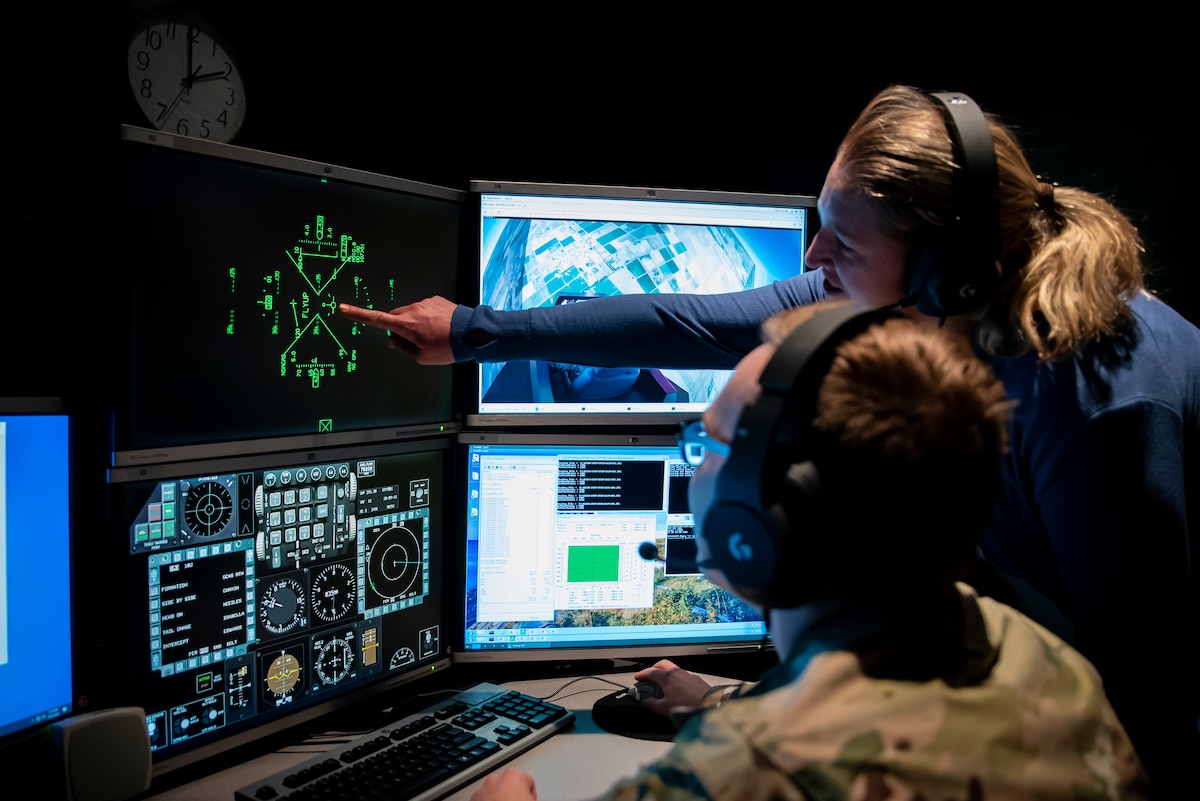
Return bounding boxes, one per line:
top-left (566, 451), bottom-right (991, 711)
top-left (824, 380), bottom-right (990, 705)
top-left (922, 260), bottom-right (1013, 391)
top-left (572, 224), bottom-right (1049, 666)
top-left (234, 682), bottom-right (575, 801)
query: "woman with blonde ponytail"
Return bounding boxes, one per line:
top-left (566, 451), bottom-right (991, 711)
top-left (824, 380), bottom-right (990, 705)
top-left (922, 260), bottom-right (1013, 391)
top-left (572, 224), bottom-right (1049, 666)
top-left (824, 87), bottom-right (1198, 793)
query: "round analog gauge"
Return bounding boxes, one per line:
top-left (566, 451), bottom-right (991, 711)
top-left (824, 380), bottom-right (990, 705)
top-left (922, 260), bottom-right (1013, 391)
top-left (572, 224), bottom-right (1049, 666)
top-left (310, 562), bottom-right (357, 623)
top-left (314, 637), bottom-right (354, 686)
top-left (259, 576), bottom-right (308, 635)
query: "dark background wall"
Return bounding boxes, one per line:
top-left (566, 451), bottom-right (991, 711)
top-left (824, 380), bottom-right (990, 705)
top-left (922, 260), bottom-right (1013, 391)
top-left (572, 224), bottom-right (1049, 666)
top-left (7, 4), bottom-right (1194, 400)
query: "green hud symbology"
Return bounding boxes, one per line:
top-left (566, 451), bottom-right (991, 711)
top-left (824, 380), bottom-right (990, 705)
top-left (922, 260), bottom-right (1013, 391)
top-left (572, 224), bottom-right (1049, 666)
top-left (229, 214), bottom-right (391, 390)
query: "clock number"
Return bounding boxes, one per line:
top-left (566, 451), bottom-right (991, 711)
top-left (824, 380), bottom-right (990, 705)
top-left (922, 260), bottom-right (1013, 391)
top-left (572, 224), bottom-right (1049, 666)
top-left (175, 119), bottom-right (219, 139)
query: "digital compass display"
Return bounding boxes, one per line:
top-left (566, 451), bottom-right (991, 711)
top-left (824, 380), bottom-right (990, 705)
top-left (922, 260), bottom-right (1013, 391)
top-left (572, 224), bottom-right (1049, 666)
top-left (360, 509), bottom-right (429, 615)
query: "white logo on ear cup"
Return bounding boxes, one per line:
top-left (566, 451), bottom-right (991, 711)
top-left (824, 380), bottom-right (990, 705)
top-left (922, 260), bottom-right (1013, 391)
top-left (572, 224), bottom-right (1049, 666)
top-left (727, 532), bottom-right (753, 561)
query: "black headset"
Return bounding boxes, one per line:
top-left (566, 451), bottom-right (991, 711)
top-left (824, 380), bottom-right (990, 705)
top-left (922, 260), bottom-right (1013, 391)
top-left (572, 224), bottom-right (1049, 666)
top-left (699, 303), bottom-right (900, 609)
top-left (902, 90), bottom-right (1002, 318)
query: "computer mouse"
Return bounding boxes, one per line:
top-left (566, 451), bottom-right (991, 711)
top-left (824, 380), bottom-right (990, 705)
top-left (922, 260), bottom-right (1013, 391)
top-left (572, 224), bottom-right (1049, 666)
top-left (629, 682), bottom-right (663, 702)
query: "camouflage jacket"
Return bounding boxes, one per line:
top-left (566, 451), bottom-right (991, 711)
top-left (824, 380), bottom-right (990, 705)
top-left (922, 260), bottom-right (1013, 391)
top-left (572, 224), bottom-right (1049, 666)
top-left (590, 584), bottom-right (1149, 800)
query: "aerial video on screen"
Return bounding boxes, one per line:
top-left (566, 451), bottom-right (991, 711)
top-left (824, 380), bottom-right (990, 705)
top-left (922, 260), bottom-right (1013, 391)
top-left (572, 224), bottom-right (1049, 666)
top-left (476, 210), bottom-right (806, 415)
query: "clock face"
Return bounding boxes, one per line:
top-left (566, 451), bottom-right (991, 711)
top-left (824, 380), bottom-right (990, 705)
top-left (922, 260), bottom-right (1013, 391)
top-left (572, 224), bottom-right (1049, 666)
top-left (127, 15), bottom-right (247, 142)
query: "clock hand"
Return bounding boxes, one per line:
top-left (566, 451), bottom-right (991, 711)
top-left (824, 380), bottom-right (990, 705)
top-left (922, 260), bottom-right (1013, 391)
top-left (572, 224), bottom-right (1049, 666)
top-left (185, 24), bottom-right (194, 83)
top-left (158, 30), bottom-right (205, 127)
top-left (191, 69), bottom-right (229, 83)
top-left (156, 79), bottom-right (191, 124)
top-left (157, 64), bottom-right (223, 125)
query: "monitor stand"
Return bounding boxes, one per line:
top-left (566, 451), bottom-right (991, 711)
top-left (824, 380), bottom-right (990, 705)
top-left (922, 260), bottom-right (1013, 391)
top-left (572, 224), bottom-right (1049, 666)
top-left (590, 687), bottom-right (678, 742)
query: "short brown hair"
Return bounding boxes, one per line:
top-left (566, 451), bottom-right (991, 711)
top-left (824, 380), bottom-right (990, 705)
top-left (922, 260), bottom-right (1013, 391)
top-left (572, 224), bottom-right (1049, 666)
top-left (763, 302), bottom-right (1013, 588)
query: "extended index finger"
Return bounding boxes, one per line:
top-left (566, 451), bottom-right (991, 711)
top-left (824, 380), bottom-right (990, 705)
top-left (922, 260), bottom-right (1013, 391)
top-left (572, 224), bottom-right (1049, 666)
top-left (337, 303), bottom-right (386, 326)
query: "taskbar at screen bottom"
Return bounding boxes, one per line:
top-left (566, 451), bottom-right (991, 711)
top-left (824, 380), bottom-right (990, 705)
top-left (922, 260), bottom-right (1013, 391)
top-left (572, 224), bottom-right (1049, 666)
top-left (463, 622), bottom-right (769, 651)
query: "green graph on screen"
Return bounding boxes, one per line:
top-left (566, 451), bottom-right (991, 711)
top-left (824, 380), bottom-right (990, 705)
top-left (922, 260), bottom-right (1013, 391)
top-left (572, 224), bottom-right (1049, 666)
top-left (566, 545), bottom-right (620, 582)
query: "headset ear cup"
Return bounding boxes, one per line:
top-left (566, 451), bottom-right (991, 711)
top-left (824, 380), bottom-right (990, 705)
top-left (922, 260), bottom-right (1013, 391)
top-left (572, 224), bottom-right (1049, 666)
top-left (908, 90), bottom-right (1001, 318)
top-left (702, 462), bottom-right (819, 608)
top-left (905, 230), bottom-right (997, 317)
top-left (704, 305), bottom-right (901, 609)
top-left (701, 501), bottom-right (776, 589)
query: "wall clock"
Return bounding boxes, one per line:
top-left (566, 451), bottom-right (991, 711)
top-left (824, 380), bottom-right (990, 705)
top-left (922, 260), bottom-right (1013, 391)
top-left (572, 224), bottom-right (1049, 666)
top-left (126, 8), bottom-right (247, 142)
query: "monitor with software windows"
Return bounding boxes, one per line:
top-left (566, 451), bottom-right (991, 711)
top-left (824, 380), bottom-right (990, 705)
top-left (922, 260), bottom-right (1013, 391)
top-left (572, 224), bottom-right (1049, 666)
top-left (454, 431), bottom-right (769, 665)
top-left (466, 180), bottom-right (816, 427)
top-left (452, 431), bottom-right (773, 740)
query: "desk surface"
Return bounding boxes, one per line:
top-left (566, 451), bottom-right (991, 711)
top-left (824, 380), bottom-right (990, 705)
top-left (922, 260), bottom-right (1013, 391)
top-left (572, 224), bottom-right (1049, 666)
top-left (139, 671), bottom-right (730, 801)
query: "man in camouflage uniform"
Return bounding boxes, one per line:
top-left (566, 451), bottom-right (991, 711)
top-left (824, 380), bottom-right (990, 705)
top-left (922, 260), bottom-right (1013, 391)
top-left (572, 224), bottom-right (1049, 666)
top-left (471, 302), bottom-right (1149, 801)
